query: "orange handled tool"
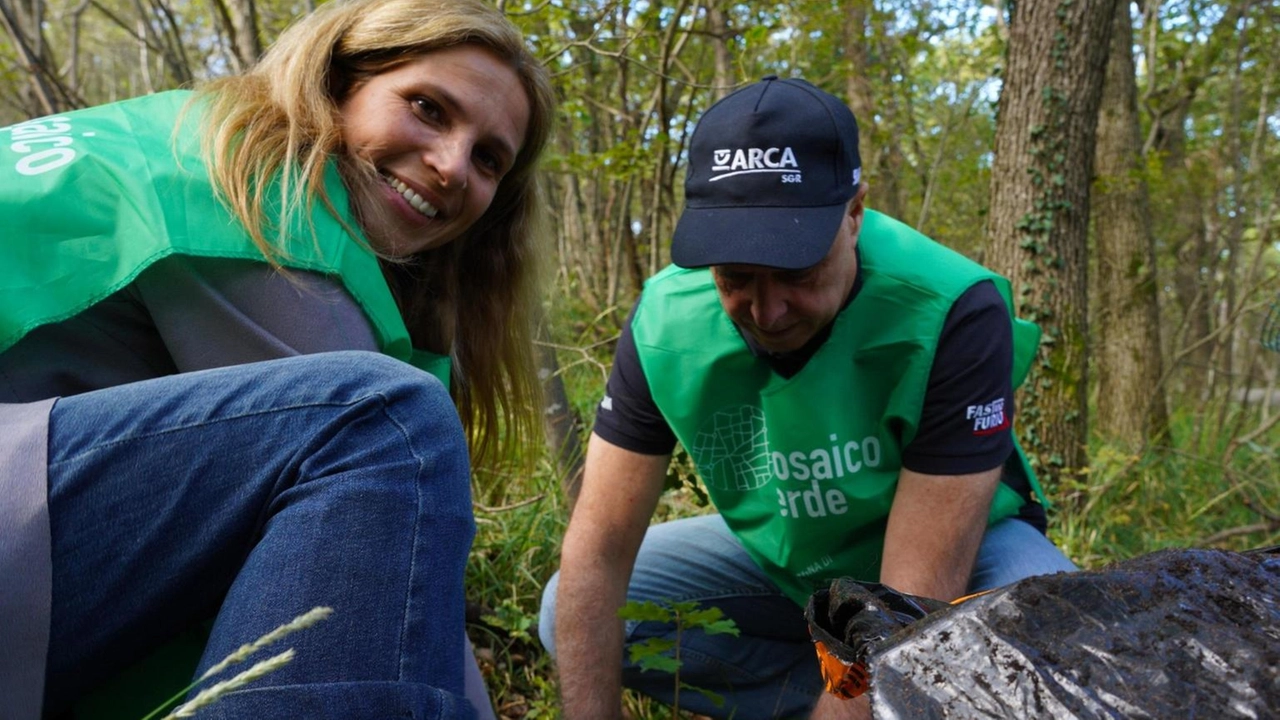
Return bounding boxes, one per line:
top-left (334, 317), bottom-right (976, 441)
top-left (805, 580), bottom-right (987, 699)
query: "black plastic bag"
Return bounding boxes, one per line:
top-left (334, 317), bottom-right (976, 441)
top-left (865, 548), bottom-right (1280, 719)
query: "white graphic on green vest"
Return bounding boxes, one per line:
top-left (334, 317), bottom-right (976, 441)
top-left (691, 407), bottom-right (885, 523)
top-left (773, 433), bottom-right (882, 519)
top-left (691, 405), bottom-right (773, 491)
top-left (6, 117), bottom-right (82, 176)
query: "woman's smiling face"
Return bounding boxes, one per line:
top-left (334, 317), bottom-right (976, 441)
top-left (338, 44), bottom-right (530, 256)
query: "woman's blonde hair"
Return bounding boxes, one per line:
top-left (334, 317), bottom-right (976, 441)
top-left (197, 0), bottom-right (555, 472)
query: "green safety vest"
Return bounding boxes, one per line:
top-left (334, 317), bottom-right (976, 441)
top-left (632, 210), bottom-right (1046, 605)
top-left (0, 90), bottom-right (449, 385)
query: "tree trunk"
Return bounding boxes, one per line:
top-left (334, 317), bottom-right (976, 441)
top-left (0, 0), bottom-right (64, 115)
top-left (707, 0), bottom-right (732, 101)
top-left (841, 0), bottom-right (904, 218)
top-left (1143, 2), bottom-right (1245, 399)
top-left (227, 0), bottom-right (261, 66)
top-left (987, 0), bottom-right (1117, 487)
top-left (209, 0), bottom-right (262, 72)
top-left (1092, 0), bottom-right (1169, 448)
top-left (843, 0), bottom-right (874, 164)
top-left (1159, 104), bottom-right (1214, 395)
top-left (1209, 35), bottom-right (1249, 436)
top-left (539, 343), bottom-right (586, 506)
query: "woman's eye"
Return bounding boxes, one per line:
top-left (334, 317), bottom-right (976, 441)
top-left (475, 148), bottom-right (502, 175)
top-left (411, 97), bottom-right (442, 123)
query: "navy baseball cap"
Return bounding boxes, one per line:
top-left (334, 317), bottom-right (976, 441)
top-left (671, 76), bottom-right (862, 270)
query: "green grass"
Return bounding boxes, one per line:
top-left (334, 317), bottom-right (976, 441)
top-left (466, 458), bottom-right (567, 718)
top-left (1052, 404), bottom-right (1280, 569)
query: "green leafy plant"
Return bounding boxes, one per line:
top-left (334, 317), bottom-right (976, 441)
top-left (617, 600), bottom-right (740, 717)
top-left (481, 597), bottom-right (539, 644)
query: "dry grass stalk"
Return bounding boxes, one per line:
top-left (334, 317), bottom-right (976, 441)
top-left (140, 607), bottom-right (335, 720)
top-left (162, 649), bottom-right (295, 719)
top-left (200, 606), bottom-right (333, 679)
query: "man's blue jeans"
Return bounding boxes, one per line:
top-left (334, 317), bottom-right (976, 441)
top-left (539, 513), bottom-right (1076, 719)
top-left (43, 352), bottom-right (477, 719)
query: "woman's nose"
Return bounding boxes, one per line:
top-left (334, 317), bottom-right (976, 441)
top-left (426, 138), bottom-right (469, 190)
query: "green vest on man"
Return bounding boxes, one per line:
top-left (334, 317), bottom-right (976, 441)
top-left (633, 209), bottom-right (1046, 605)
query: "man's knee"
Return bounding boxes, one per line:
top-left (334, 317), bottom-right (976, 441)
top-left (537, 571), bottom-right (560, 658)
top-left (970, 519), bottom-right (1077, 592)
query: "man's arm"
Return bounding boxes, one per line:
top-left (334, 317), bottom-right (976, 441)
top-left (555, 432), bottom-right (670, 720)
top-left (810, 465), bottom-right (1001, 719)
top-left (880, 466), bottom-right (1002, 601)
top-left (811, 282), bottom-right (1011, 718)
top-left (884, 279), bottom-right (1013, 601)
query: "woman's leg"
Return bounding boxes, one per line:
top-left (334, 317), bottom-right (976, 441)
top-left (44, 351), bottom-right (476, 719)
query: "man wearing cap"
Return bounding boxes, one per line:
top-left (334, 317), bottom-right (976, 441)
top-left (539, 77), bottom-right (1076, 719)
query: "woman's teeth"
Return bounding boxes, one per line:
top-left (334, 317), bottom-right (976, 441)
top-left (382, 175), bottom-right (439, 218)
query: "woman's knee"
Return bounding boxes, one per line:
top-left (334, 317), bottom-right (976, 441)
top-left (277, 353), bottom-right (470, 514)
top-left (298, 352), bottom-right (464, 451)
top-left (295, 352), bottom-right (453, 412)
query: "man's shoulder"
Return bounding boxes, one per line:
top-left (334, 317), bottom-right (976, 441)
top-left (641, 264), bottom-right (713, 293)
top-left (633, 265), bottom-right (720, 329)
top-left (862, 212), bottom-right (986, 271)
top-left (860, 213), bottom-right (1005, 304)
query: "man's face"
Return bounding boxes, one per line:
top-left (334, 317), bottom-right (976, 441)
top-left (711, 199), bottom-right (864, 354)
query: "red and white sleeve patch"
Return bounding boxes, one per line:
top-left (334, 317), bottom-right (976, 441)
top-left (965, 398), bottom-right (1010, 436)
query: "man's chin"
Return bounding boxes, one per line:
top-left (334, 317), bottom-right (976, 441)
top-left (750, 330), bottom-right (809, 354)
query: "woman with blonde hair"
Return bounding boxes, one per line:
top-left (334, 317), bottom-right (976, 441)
top-left (0, 0), bottom-right (554, 717)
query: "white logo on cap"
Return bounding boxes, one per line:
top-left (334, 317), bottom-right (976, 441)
top-left (709, 146), bottom-right (799, 182)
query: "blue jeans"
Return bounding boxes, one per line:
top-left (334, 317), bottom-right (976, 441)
top-left (539, 513), bottom-right (1076, 719)
top-left (43, 352), bottom-right (477, 719)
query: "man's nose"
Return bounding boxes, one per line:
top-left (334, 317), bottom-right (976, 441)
top-left (750, 282), bottom-right (788, 330)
